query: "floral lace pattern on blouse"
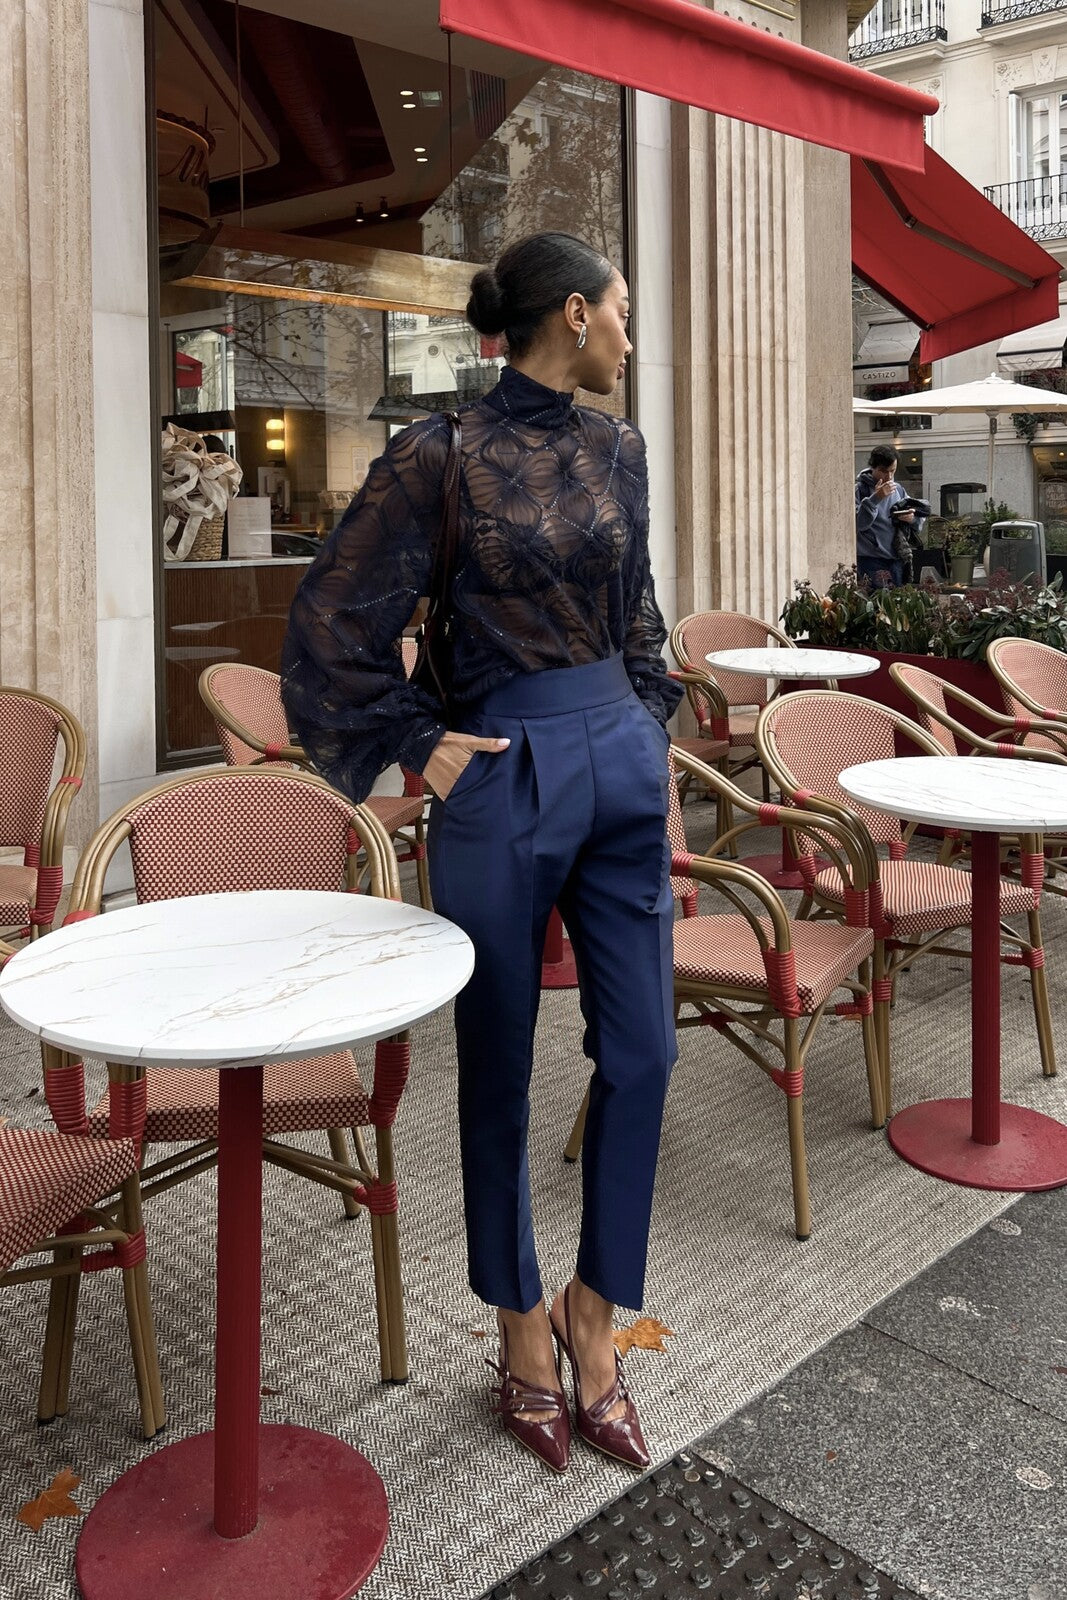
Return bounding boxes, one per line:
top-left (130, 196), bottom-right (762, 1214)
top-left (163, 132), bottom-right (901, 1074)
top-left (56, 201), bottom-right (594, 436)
top-left (281, 364), bottom-right (682, 804)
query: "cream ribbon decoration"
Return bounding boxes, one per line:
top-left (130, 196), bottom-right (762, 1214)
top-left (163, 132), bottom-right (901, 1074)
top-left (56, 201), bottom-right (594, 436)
top-left (161, 423), bottom-right (243, 560)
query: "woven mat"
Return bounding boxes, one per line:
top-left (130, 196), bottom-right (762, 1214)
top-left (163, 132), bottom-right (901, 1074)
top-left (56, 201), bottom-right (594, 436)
top-left (0, 810), bottom-right (1061, 1598)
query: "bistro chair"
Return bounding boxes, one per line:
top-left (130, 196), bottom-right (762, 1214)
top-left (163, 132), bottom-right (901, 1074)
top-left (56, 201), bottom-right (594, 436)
top-left (669, 611), bottom-right (797, 799)
top-left (890, 659), bottom-right (1067, 888)
top-left (0, 936), bottom-right (162, 1437)
top-left (986, 637), bottom-right (1067, 753)
top-left (564, 751), bottom-right (881, 1239)
top-left (0, 687), bottom-right (86, 941)
top-left (756, 690), bottom-right (1055, 1107)
top-left (44, 768), bottom-right (415, 1383)
top-left (199, 661), bottom-right (431, 909)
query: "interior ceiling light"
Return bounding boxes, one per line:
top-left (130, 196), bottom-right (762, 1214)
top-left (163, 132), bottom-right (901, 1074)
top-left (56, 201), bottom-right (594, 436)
top-left (355, 202), bottom-right (365, 224)
top-left (416, 156), bottom-right (428, 163)
top-left (400, 89), bottom-right (414, 96)
top-left (402, 102), bottom-right (416, 110)
top-left (379, 196), bottom-right (389, 218)
top-left (266, 417), bottom-right (284, 431)
top-left (414, 146), bottom-right (426, 153)
top-left (266, 438), bottom-right (286, 452)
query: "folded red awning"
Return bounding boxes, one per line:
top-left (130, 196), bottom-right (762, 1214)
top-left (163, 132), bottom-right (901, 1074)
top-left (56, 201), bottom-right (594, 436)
top-left (175, 350), bottom-right (203, 389)
top-left (851, 150), bottom-right (1061, 364)
top-left (441, 0), bottom-right (936, 172)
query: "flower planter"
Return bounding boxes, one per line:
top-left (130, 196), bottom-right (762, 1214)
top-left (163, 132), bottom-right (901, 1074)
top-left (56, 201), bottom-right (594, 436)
top-left (785, 644), bottom-right (1002, 742)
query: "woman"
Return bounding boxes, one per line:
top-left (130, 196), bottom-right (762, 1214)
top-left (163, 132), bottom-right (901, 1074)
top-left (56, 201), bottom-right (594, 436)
top-left (282, 232), bottom-right (681, 1475)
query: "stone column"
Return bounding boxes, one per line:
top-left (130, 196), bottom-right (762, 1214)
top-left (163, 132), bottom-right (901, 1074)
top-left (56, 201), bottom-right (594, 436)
top-left (671, 0), bottom-right (856, 624)
top-left (800, 0), bottom-right (856, 589)
top-left (0, 0), bottom-right (99, 836)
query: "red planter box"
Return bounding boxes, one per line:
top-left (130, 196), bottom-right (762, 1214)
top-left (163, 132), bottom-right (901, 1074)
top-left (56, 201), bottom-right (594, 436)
top-left (786, 645), bottom-right (1004, 742)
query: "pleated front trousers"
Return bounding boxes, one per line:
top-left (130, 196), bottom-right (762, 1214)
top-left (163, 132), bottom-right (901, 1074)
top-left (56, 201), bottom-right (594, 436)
top-left (428, 654), bottom-right (676, 1313)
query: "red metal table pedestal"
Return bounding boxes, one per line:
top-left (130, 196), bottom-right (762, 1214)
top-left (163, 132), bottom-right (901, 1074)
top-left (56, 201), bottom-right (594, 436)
top-left (76, 1065), bottom-right (388, 1600)
top-left (541, 906), bottom-right (578, 989)
top-left (888, 829), bottom-right (1067, 1191)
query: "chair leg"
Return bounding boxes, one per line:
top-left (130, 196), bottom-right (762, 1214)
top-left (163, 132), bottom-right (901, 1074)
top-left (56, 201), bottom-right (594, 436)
top-left (564, 1088), bottom-right (589, 1164)
top-left (782, 1024), bottom-right (811, 1241)
top-left (413, 815), bottom-right (432, 911)
top-left (37, 1245), bottom-right (81, 1424)
top-left (372, 1125), bottom-right (407, 1383)
top-left (861, 998), bottom-right (885, 1129)
top-left (1026, 910), bottom-right (1056, 1079)
top-left (874, 943), bottom-right (892, 1117)
top-left (327, 1127), bottom-right (362, 1219)
top-left (120, 1171), bottom-right (165, 1438)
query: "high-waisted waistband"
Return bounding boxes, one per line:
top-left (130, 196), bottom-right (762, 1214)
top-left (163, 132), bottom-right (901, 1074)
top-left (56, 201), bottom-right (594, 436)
top-left (475, 654), bottom-right (632, 718)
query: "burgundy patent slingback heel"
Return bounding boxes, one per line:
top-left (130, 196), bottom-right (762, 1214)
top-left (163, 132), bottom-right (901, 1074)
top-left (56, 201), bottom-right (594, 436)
top-left (487, 1321), bottom-right (571, 1474)
top-left (551, 1284), bottom-right (650, 1469)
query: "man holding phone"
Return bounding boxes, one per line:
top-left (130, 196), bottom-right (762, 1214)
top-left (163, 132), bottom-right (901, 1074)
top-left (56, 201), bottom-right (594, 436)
top-left (855, 444), bottom-right (914, 588)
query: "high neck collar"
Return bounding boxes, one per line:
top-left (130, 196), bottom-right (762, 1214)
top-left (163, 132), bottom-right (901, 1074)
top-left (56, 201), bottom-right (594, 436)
top-left (482, 363), bottom-right (574, 429)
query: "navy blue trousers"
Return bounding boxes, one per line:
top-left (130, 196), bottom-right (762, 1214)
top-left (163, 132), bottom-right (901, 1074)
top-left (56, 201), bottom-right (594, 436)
top-left (428, 655), bottom-right (676, 1313)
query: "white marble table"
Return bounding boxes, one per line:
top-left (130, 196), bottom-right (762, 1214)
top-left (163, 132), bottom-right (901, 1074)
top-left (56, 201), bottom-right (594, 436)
top-left (0, 890), bottom-right (474, 1600)
top-left (705, 648), bottom-right (878, 889)
top-left (839, 757), bottom-right (1067, 1192)
top-left (705, 647), bottom-right (877, 682)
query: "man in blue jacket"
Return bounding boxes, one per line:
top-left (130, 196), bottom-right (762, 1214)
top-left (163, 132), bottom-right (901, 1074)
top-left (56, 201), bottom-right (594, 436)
top-left (855, 444), bottom-right (915, 588)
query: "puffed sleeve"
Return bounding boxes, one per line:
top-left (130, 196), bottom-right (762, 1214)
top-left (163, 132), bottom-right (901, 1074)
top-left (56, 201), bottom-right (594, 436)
top-left (619, 425), bottom-right (683, 727)
top-left (280, 418), bottom-right (450, 803)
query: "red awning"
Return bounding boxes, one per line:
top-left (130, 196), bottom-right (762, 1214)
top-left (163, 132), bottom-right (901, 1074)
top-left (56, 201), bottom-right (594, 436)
top-left (175, 350), bottom-right (203, 389)
top-left (440, 0), bottom-right (936, 172)
top-left (851, 150), bottom-right (1061, 364)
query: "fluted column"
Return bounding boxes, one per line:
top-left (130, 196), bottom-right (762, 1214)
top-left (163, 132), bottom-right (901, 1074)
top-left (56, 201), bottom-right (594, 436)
top-left (671, 0), bottom-right (855, 624)
top-left (0, 0), bottom-right (99, 833)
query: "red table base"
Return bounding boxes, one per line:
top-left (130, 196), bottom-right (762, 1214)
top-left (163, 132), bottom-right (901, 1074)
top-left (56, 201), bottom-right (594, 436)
top-left (542, 907), bottom-right (578, 989)
top-left (75, 1424), bottom-right (388, 1600)
top-left (888, 1099), bottom-right (1067, 1191)
top-left (733, 850), bottom-right (816, 892)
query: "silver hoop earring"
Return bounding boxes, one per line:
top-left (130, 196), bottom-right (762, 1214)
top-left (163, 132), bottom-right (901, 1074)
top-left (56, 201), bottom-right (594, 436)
top-left (576, 325), bottom-right (587, 350)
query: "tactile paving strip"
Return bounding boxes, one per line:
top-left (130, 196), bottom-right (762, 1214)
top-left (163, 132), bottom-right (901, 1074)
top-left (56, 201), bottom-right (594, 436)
top-left (482, 1448), bottom-right (920, 1599)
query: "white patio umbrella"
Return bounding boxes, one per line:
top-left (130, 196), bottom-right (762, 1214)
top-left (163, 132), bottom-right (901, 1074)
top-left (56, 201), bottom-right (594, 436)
top-left (863, 372), bottom-right (1067, 500)
top-left (852, 397), bottom-right (887, 416)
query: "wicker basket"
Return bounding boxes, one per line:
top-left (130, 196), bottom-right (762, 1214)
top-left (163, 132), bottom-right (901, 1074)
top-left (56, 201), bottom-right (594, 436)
top-left (185, 514), bottom-right (224, 561)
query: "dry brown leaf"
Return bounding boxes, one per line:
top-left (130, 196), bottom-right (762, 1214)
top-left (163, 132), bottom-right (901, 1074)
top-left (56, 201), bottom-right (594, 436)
top-left (470, 1328), bottom-right (487, 1340)
top-left (17, 1469), bottom-right (83, 1533)
top-left (613, 1316), bottom-right (674, 1356)
top-left (825, 1450), bottom-right (838, 1463)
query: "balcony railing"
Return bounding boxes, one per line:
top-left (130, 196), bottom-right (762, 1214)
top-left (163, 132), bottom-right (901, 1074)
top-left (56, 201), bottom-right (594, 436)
top-left (981, 0), bottom-right (1067, 26)
top-left (848, 0), bottom-right (947, 59)
top-left (985, 176), bottom-right (1067, 240)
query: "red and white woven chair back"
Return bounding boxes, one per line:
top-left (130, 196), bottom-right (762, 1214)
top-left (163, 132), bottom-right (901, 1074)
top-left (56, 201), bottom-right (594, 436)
top-left (122, 772), bottom-right (356, 903)
top-left (666, 753), bottom-right (699, 904)
top-left (890, 664), bottom-right (957, 755)
top-left (760, 693), bottom-right (904, 847)
top-left (205, 664), bottom-right (292, 766)
top-left (987, 638), bottom-right (1067, 722)
top-left (0, 692), bottom-right (61, 852)
top-left (678, 612), bottom-right (792, 712)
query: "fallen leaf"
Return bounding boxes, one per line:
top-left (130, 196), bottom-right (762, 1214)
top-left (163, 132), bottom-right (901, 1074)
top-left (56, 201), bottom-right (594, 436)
top-left (825, 1450), bottom-right (838, 1463)
top-left (470, 1328), bottom-right (487, 1340)
top-left (260, 1386), bottom-right (281, 1396)
top-left (613, 1317), bottom-right (674, 1356)
top-left (17, 1469), bottom-right (83, 1533)
top-left (1053, 1366), bottom-right (1067, 1375)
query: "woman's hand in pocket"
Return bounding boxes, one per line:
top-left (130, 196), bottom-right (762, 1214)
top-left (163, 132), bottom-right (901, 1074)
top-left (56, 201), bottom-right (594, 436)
top-left (424, 731), bottom-right (510, 801)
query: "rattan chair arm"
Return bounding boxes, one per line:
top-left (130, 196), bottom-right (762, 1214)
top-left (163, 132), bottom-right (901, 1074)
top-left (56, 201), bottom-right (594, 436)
top-left (668, 667), bottom-right (729, 720)
top-left (680, 853), bottom-right (791, 951)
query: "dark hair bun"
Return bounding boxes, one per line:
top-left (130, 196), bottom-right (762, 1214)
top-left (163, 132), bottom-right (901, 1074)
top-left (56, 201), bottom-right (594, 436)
top-left (466, 268), bottom-right (509, 337)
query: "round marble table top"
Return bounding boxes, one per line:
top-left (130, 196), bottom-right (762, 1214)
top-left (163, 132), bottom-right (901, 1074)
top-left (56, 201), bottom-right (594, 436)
top-left (0, 890), bottom-right (474, 1070)
top-left (705, 648), bottom-right (877, 680)
top-left (839, 756), bottom-right (1067, 833)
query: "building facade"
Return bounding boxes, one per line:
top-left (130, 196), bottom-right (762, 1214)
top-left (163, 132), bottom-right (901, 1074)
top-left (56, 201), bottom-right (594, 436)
top-left (852, 0), bottom-right (1067, 528)
top-left (1, 0), bottom-right (860, 865)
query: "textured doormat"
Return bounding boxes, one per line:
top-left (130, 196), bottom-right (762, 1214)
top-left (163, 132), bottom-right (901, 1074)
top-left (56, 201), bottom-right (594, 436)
top-left (481, 1448), bottom-right (919, 1600)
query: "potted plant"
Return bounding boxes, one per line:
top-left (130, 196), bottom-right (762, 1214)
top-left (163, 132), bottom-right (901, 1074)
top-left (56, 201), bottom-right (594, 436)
top-left (942, 521), bottom-right (980, 586)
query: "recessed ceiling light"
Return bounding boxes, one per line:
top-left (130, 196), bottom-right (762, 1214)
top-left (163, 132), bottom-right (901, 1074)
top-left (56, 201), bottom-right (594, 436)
top-left (402, 102), bottom-right (416, 110)
top-left (414, 146), bottom-right (426, 153)
top-left (416, 156), bottom-right (428, 163)
top-left (400, 89), bottom-right (414, 97)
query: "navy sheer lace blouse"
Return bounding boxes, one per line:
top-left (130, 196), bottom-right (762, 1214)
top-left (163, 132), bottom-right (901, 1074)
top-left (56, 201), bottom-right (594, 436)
top-left (280, 364), bottom-right (682, 804)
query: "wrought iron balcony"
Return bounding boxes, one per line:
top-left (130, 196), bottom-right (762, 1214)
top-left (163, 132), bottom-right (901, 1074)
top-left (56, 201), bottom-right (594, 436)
top-left (981, 0), bottom-right (1067, 27)
top-left (984, 176), bottom-right (1067, 241)
top-left (848, 0), bottom-right (947, 59)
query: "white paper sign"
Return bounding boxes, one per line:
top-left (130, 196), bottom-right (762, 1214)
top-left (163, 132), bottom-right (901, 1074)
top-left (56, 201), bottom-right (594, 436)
top-left (227, 497), bottom-right (273, 559)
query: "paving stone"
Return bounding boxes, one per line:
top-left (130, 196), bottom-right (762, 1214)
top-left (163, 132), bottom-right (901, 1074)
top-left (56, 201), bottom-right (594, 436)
top-left (865, 1189), bottom-right (1067, 1422)
top-left (706, 1323), bottom-right (1067, 1600)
